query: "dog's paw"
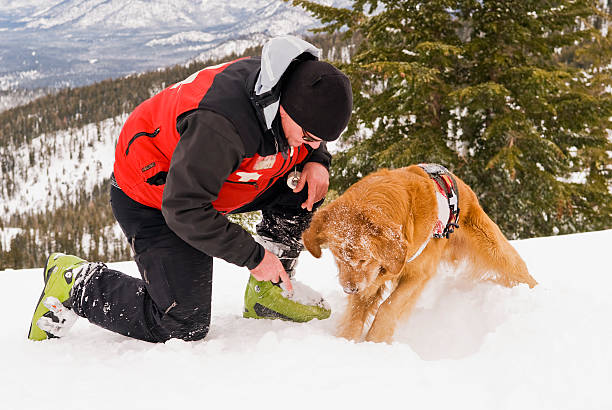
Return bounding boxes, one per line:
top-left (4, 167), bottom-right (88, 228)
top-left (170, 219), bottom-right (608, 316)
top-left (364, 324), bottom-right (394, 344)
top-left (337, 323), bottom-right (364, 342)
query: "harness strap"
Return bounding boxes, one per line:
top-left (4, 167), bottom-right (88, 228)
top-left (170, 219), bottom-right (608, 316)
top-left (402, 235), bottom-right (432, 265)
top-left (400, 164), bottom-right (461, 269)
top-left (418, 164), bottom-right (460, 239)
top-left (402, 164), bottom-right (459, 266)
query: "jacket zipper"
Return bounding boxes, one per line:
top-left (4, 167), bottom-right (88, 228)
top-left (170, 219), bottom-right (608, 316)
top-left (224, 180), bottom-right (259, 190)
top-left (125, 128), bottom-right (160, 156)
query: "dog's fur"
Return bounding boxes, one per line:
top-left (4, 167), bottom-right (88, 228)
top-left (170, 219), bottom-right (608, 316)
top-left (302, 165), bottom-right (537, 343)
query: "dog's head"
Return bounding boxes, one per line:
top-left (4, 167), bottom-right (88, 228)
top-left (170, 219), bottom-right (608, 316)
top-left (303, 203), bottom-right (407, 294)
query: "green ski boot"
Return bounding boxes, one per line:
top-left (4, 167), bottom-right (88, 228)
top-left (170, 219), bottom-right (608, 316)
top-left (243, 275), bottom-right (331, 322)
top-left (28, 253), bottom-right (88, 341)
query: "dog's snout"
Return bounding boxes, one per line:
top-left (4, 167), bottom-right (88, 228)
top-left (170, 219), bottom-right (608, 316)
top-left (343, 285), bottom-right (359, 294)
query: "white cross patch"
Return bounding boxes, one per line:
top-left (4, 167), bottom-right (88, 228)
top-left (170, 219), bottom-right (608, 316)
top-left (253, 155), bottom-right (276, 170)
top-left (170, 62), bottom-right (228, 89)
top-left (236, 172), bottom-right (261, 182)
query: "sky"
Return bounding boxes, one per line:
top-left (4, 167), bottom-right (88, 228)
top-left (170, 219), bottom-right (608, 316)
top-left (1, 228), bottom-right (610, 410)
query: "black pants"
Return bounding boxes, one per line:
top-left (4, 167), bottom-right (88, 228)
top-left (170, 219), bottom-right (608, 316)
top-left (72, 176), bottom-right (320, 343)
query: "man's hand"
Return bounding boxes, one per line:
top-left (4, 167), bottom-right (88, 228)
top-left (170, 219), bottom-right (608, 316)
top-left (249, 250), bottom-right (294, 293)
top-left (293, 162), bottom-right (329, 211)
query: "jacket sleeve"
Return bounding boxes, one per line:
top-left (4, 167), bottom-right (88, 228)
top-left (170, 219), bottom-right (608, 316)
top-left (304, 142), bottom-right (332, 169)
top-left (161, 110), bottom-right (265, 269)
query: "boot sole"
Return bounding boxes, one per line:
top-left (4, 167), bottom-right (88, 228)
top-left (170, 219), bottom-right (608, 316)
top-left (28, 254), bottom-right (55, 341)
top-left (243, 303), bottom-right (294, 321)
top-left (27, 253), bottom-right (83, 341)
top-left (243, 299), bottom-right (330, 322)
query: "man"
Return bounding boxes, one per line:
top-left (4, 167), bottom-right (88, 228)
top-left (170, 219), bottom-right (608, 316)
top-left (28, 36), bottom-right (353, 342)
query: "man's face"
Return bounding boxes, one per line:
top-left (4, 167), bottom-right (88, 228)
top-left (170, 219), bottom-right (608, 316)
top-left (279, 105), bottom-right (323, 149)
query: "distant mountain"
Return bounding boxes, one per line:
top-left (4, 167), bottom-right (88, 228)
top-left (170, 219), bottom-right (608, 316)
top-left (0, 0), bottom-right (348, 90)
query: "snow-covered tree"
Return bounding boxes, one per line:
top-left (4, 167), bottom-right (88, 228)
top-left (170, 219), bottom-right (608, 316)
top-left (290, 0), bottom-right (612, 238)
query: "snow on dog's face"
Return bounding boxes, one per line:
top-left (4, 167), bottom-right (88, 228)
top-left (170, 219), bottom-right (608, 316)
top-left (303, 203), bottom-right (406, 294)
top-left (331, 237), bottom-right (385, 294)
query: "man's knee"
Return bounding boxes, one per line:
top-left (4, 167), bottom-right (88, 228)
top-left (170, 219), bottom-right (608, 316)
top-left (177, 321), bottom-right (210, 342)
top-left (161, 304), bottom-right (211, 342)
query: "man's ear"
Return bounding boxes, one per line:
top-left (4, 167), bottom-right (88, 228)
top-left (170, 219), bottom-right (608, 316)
top-left (302, 208), bottom-right (329, 258)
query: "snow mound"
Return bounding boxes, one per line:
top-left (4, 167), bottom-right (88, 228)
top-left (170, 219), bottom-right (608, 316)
top-left (1, 230), bottom-right (611, 409)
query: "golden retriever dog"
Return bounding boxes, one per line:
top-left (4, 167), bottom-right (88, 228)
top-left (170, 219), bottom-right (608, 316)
top-left (302, 164), bottom-right (537, 343)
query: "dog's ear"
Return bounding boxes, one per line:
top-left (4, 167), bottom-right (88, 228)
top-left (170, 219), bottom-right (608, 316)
top-left (302, 208), bottom-right (329, 258)
top-left (371, 221), bottom-right (408, 275)
top-left (384, 235), bottom-right (409, 275)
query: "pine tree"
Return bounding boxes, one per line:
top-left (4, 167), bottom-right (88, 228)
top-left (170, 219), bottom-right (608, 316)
top-left (290, 0), bottom-right (612, 238)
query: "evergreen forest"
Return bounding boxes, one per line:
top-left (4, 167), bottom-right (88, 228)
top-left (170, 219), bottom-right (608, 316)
top-left (293, 0), bottom-right (612, 237)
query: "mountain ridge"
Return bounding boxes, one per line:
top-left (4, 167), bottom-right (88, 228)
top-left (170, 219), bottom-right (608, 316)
top-left (0, 0), bottom-right (349, 90)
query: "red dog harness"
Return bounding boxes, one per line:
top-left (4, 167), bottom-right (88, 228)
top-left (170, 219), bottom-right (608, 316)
top-left (402, 164), bottom-right (461, 265)
top-left (419, 163), bottom-right (460, 239)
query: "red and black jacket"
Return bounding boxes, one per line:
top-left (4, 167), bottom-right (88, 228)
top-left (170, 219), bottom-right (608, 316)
top-left (113, 57), bottom-right (331, 269)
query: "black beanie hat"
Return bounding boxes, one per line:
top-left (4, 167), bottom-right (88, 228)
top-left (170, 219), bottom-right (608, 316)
top-left (280, 60), bottom-right (353, 141)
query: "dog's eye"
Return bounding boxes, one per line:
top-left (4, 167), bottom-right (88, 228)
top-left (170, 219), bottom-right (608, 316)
top-left (378, 266), bottom-right (387, 275)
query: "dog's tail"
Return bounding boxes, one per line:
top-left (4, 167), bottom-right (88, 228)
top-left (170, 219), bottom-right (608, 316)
top-left (450, 180), bottom-right (538, 288)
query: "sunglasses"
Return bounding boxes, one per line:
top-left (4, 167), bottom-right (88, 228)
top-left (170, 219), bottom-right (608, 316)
top-left (301, 128), bottom-right (322, 143)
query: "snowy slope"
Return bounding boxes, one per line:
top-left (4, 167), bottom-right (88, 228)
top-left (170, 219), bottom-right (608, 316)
top-left (1, 229), bottom-right (610, 409)
top-left (0, 114), bottom-right (127, 217)
top-left (0, 227), bottom-right (21, 251)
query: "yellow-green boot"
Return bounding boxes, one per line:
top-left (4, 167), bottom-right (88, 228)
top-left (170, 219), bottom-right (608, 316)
top-left (243, 275), bottom-right (330, 322)
top-left (28, 253), bottom-right (90, 341)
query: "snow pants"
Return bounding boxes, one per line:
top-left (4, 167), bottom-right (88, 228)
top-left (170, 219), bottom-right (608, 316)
top-left (72, 176), bottom-right (320, 343)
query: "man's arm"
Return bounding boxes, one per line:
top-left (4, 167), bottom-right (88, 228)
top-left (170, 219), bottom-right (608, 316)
top-left (161, 110), bottom-right (265, 269)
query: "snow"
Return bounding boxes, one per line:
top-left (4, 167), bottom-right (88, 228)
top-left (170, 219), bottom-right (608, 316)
top-left (0, 227), bottom-right (22, 251)
top-left (0, 114), bottom-right (127, 217)
top-left (1, 229), bottom-right (611, 409)
top-left (146, 31), bottom-right (217, 47)
top-left (0, 0), bottom-right (352, 89)
top-left (0, 69), bottom-right (42, 91)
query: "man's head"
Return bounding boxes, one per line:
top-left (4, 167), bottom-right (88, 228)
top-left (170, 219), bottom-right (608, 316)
top-left (280, 60), bottom-right (352, 143)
